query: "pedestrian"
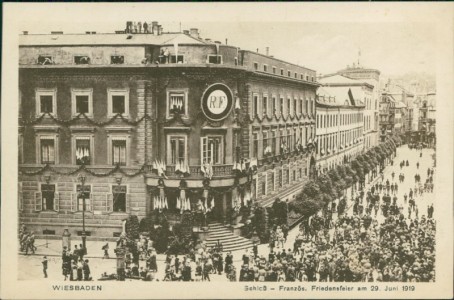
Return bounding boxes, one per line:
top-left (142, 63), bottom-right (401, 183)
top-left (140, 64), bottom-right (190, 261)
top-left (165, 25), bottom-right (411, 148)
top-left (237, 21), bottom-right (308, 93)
top-left (42, 256), bottom-right (48, 278)
top-left (83, 259), bottom-right (91, 281)
top-left (77, 259), bottom-right (83, 281)
top-left (404, 193), bottom-right (407, 204)
top-left (102, 242), bottom-right (109, 259)
top-left (417, 162), bottom-right (420, 169)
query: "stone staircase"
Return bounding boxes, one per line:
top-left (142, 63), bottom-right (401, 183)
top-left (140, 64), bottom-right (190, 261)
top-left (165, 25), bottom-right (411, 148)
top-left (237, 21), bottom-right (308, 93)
top-left (205, 222), bottom-right (254, 252)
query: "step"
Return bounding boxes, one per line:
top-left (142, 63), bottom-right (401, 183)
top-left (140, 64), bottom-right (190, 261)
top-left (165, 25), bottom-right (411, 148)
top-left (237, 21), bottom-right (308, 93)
top-left (207, 232), bottom-right (234, 238)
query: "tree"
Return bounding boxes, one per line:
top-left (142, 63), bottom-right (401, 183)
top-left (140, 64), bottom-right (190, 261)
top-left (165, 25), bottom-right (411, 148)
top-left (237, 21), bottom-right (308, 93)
top-left (125, 215), bottom-right (140, 240)
top-left (289, 196), bottom-right (321, 217)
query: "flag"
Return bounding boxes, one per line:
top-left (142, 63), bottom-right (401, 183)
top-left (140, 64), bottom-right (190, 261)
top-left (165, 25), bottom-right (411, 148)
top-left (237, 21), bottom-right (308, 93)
top-left (164, 197), bottom-right (168, 209)
top-left (235, 97), bottom-right (241, 110)
top-left (173, 42), bottom-right (179, 61)
top-left (211, 197), bottom-right (215, 209)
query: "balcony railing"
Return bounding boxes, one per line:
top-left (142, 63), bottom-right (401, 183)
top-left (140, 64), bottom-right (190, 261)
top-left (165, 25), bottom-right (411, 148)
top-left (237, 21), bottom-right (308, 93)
top-left (145, 164), bottom-right (234, 178)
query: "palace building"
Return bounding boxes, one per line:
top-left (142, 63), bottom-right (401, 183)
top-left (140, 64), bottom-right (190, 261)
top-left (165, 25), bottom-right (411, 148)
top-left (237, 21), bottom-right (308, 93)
top-left (315, 85), bottom-right (365, 174)
top-left (18, 22), bottom-right (318, 240)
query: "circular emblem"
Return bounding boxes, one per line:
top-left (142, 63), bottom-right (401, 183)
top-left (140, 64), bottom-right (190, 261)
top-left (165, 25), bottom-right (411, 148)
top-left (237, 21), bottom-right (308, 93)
top-left (201, 84), bottom-right (233, 121)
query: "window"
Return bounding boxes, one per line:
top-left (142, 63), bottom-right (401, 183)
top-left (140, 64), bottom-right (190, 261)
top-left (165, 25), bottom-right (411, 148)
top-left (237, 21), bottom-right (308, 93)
top-left (38, 55), bottom-right (53, 65)
top-left (306, 99), bottom-right (309, 115)
top-left (298, 168), bottom-right (302, 179)
top-left (301, 74), bottom-right (304, 80)
top-left (270, 172), bottom-right (275, 192)
top-left (288, 71), bottom-right (291, 77)
top-left (280, 69), bottom-right (284, 76)
top-left (300, 99), bottom-right (304, 116)
top-left (112, 139), bottom-right (127, 166)
top-left (75, 138), bottom-right (91, 165)
top-left (278, 170), bottom-right (283, 187)
top-left (41, 184), bottom-right (56, 211)
top-left (287, 98), bottom-right (291, 116)
top-left (306, 75), bottom-right (309, 81)
top-left (271, 131), bottom-right (276, 155)
top-left (207, 55), bottom-right (222, 64)
top-left (36, 88), bottom-right (57, 115)
top-left (263, 131), bottom-right (270, 155)
top-left (170, 55), bottom-right (184, 64)
top-left (71, 89), bottom-right (93, 116)
top-left (272, 67), bottom-right (276, 74)
top-left (253, 62), bottom-right (258, 70)
top-left (108, 89), bottom-right (129, 116)
top-left (279, 97), bottom-right (284, 116)
top-left (253, 94), bottom-right (259, 117)
top-left (271, 96), bottom-right (276, 115)
top-left (294, 98), bottom-right (298, 115)
top-left (112, 185), bottom-right (127, 212)
top-left (261, 180), bottom-right (266, 196)
top-left (286, 169), bottom-right (290, 184)
top-left (263, 95), bottom-right (268, 116)
top-left (201, 136), bottom-right (223, 165)
top-left (252, 132), bottom-right (259, 158)
top-left (167, 90), bottom-right (188, 117)
top-left (40, 138), bottom-right (55, 164)
top-left (76, 185), bottom-right (91, 211)
top-left (263, 65), bottom-right (268, 72)
top-left (293, 170), bottom-right (296, 182)
top-left (111, 55), bottom-right (124, 64)
top-left (294, 73), bottom-right (298, 79)
top-left (74, 56), bottom-right (90, 65)
top-left (168, 136), bottom-right (187, 165)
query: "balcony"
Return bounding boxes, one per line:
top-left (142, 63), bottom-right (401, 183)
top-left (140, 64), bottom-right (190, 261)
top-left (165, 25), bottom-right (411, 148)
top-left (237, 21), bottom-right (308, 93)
top-left (145, 164), bottom-right (234, 178)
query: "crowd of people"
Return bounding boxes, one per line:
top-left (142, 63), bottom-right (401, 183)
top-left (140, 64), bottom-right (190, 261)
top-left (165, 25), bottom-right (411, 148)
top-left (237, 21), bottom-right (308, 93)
top-left (61, 244), bottom-right (92, 281)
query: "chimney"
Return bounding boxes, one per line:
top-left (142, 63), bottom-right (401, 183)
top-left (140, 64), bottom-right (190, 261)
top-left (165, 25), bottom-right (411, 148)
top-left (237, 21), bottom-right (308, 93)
top-left (158, 25), bottom-right (163, 35)
top-left (266, 47), bottom-right (269, 56)
top-left (225, 38), bottom-right (228, 45)
top-left (22, 31), bottom-right (28, 35)
top-left (183, 30), bottom-right (189, 35)
top-left (214, 41), bottom-right (221, 44)
top-left (126, 21), bottom-right (132, 33)
top-left (189, 28), bottom-right (199, 39)
top-left (205, 38), bottom-right (212, 43)
top-left (152, 21), bottom-right (159, 35)
top-left (85, 31), bottom-right (91, 34)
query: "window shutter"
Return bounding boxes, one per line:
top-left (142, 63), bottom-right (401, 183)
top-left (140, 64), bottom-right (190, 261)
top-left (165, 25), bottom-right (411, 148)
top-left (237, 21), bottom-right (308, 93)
top-left (35, 191), bottom-right (42, 211)
top-left (126, 194), bottom-right (131, 213)
top-left (71, 192), bottom-right (76, 212)
top-left (106, 193), bottom-right (113, 212)
top-left (18, 182), bottom-right (23, 211)
top-left (54, 192), bottom-right (60, 211)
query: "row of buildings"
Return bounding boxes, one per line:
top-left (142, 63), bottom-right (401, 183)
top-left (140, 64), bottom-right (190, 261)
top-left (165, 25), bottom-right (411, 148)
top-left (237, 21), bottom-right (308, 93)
top-left (18, 21), bottom-right (422, 241)
top-left (379, 81), bottom-right (436, 146)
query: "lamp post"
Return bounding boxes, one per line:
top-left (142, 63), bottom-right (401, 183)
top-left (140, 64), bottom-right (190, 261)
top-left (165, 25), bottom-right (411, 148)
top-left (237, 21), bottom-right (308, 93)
top-left (77, 174), bottom-right (87, 253)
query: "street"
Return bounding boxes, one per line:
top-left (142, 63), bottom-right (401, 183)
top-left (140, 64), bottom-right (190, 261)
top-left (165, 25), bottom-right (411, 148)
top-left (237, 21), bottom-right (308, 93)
top-left (18, 145), bottom-right (436, 282)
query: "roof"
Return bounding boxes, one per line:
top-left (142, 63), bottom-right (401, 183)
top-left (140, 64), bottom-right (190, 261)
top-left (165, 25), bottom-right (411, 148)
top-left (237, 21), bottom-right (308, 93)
top-left (19, 32), bottom-right (206, 46)
top-left (395, 101), bottom-right (407, 109)
top-left (317, 86), bottom-right (364, 107)
top-left (318, 74), bottom-right (374, 89)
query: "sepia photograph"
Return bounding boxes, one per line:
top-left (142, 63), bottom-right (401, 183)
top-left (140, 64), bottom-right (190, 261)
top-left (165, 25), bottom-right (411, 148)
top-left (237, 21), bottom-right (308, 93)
top-left (1, 2), bottom-right (453, 299)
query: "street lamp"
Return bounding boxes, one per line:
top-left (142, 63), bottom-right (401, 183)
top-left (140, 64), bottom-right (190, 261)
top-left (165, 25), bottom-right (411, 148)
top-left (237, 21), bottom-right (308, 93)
top-left (77, 174), bottom-right (87, 254)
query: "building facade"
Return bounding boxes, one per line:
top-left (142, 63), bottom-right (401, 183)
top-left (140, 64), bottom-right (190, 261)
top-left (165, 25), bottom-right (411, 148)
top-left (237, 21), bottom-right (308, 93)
top-left (336, 66), bottom-right (380, 149)
top-left (315, 86), bottom-right (365, 174)
top-left (379, 92), bottom-right (406, 142)
top-left (18, 22), bottom-right (318, 239)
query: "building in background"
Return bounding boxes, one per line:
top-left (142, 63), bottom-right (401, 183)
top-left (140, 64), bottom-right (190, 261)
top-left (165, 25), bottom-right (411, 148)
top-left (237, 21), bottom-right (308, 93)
top-left (419, 91), bottom-right (436, 147)
top-left (18, 21), bottom-right (318, 241)
top-left (379, 92), bottom-right (406, 142)
top-left (336, 64), bottom-right (380, 149)
top-left (318, 73), bottom-right (374, 152)
top-left (315, 86), bottom-right (365, 175)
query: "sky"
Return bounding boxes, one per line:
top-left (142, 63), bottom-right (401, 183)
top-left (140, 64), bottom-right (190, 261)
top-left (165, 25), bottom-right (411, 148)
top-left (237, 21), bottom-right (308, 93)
top-left (12, 3), bottom-right (439, 77)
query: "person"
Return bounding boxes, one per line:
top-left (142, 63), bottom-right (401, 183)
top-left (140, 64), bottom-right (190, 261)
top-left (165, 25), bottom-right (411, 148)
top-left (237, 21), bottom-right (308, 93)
top-left (77, 259), bottom-right (83, 281)
top-left (102, 242), bottom-right (109, 259)
top-left (26, 232), bottom-right (36, 255)
top-left (83, 259), bottom-right (91, 281)
top-left (242, 250), bottom-right (250, 266)
top-left (417, 162), bottom-right (420, 169)
top-left (42, 256), bottom-right (48, 278)
top-left (404, 193), bottom-right (408, 204)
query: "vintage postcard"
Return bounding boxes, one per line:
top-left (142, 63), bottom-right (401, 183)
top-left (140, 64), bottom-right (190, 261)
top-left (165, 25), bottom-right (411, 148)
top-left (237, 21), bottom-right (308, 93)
top-left (1, 2), bottom-right (453, 299)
